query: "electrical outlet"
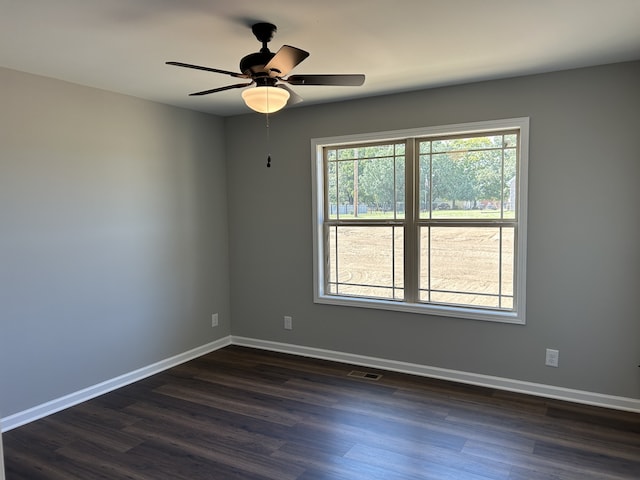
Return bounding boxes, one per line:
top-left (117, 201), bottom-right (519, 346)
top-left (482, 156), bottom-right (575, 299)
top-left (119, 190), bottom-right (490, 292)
top-left (284, 315), bottom-right (293, 330)
top-left (212, 313), bottom-right (219, 327)
top-left (545, 348), bottom-right (559, 367)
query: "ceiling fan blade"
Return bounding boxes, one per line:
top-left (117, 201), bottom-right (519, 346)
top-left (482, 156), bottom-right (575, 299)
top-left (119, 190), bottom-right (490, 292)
top-left (264, 45), bottom-right (310, 77)
top-left (189, 83), bottom-right (253, 96)
top-left (285, 74), bottom-right (365, 86)
top-left (166, 61), bottom-right (249, 79)
top-left (278, 84), bottom-right (304, 105)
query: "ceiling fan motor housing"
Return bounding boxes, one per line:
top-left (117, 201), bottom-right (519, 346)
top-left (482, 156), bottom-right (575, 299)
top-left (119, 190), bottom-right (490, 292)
top-left (240, 51), bottom-right (276, 76)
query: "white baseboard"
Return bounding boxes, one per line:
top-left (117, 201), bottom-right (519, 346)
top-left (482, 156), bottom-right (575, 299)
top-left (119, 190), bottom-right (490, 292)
top-left (231, 336), bottom-right (640, 414)
top-left (3, 334), bottom-right (638, 433)
top-left (1, 336), bottom-right (232, 432)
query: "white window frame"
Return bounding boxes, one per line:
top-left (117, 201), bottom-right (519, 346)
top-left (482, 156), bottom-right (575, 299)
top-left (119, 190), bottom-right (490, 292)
top-left (311, 118), bottom-right (529, 324)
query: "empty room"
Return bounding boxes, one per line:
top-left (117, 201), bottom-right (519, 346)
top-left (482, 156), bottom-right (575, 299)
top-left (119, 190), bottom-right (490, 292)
top-left (1, 1), bottom-right (639, 479)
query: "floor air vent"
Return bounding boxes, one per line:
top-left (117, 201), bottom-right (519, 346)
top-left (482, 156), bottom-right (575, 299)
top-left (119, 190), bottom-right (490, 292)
top-left (347, 370), bottom-right (382, 381)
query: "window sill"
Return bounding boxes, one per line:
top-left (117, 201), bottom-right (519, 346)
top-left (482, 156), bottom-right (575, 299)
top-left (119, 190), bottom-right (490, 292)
top-left (314, 294), bottom-right (525, 325)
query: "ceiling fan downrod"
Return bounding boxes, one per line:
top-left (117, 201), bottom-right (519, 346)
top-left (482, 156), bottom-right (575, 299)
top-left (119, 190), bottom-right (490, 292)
top-left (252, 22), bottom-right (277, 53)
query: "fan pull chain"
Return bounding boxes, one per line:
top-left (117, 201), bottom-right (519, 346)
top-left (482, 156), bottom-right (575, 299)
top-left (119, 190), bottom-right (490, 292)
top-left (266, 111), bottom-right (271, 167)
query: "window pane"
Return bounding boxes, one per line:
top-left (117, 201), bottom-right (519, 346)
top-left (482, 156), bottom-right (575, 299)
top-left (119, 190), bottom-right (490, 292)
top-left (419, 154), bottom-right (432, 217)
top-left (359, 157), bottom-right (396, 219)
top-left (472, 148), bottom-right (503, 219)
top-left (432, 134), bottom-right (504, 153)
top-left (328, 225), bottom-right (338, 290)
top-left (504, 134), bottom-right (517, 148)
top-left (337, 160), bottom-right (356, 217)
top-left (327, 161), bottom-right (338, 219)
top-left (328, 226), bottom-right (404, 300)
top-left (337, 144), bottom-right (398, 160)
top-left (432, 152), bottom-right (476, 214)
top-left (395, 155), bottom-right (405, 219)
top-left (501, 228), bottom-right (515, 307)
top-left (419, 226), bottom-right (514, 310)
top-left (503, 148), bottom-right (517, 218)
top-left (393, 226), bottom-right (404, 299)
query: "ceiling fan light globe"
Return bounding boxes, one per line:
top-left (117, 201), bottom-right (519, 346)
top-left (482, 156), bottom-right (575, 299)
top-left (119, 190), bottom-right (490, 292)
top-left (241, 86), bottom-right (290, 113)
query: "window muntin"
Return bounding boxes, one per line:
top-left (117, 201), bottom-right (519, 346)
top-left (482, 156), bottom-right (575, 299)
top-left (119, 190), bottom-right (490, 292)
top-left (312, 119), bottom-right (528, 323)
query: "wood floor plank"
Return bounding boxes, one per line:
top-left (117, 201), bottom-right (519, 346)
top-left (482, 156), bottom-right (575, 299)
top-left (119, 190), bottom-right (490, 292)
top-left (42, 413), bottom-right (143, 453)
top-left (273, 441), bottom-right (422, 480)
top-left (345, 442), bottom-right (512, 480)
top-left (532, 440), bottom-right (640, 478)
top-left (122, 402), bottom-right (287, 455)
top-left (4, 345), bottom-right (639, 480)
top-left (54, 440), bottom-right (172, 480)
top-left (153, 381), bottom-right (305, 426)
top-left (121, 425), bottom-right (305, 480)
top-left (448, 402), bottom-right (640, 463)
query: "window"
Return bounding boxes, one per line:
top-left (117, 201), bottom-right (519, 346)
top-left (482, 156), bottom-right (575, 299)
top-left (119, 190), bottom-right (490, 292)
top-left (312, 118), bottom-right (528, 323)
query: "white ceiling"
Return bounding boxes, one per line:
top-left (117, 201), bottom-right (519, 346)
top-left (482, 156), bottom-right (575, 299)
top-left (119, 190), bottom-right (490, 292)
top-left (2, 0), bottom-right (640, 117)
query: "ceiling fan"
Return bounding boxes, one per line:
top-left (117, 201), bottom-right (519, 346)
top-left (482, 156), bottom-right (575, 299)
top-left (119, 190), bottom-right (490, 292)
top-left (167, 22), bottom-right (365, 114)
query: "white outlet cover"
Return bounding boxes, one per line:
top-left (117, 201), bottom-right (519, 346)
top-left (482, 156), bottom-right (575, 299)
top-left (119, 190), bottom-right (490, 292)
top-left (545, 348), bottom-right (559, 367)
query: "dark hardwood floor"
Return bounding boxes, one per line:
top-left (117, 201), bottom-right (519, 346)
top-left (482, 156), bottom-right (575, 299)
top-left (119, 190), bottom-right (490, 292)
top-left (3, 345), bottom-right (640, 479)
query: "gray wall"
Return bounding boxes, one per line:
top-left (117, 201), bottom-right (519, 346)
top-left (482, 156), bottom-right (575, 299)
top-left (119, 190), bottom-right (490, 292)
top-left (0, 67), bottom-right (231, 418)
top-left (226, 61), bottom-right (640, 399)
top-left (1, 61), bottom-right (638, 424)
